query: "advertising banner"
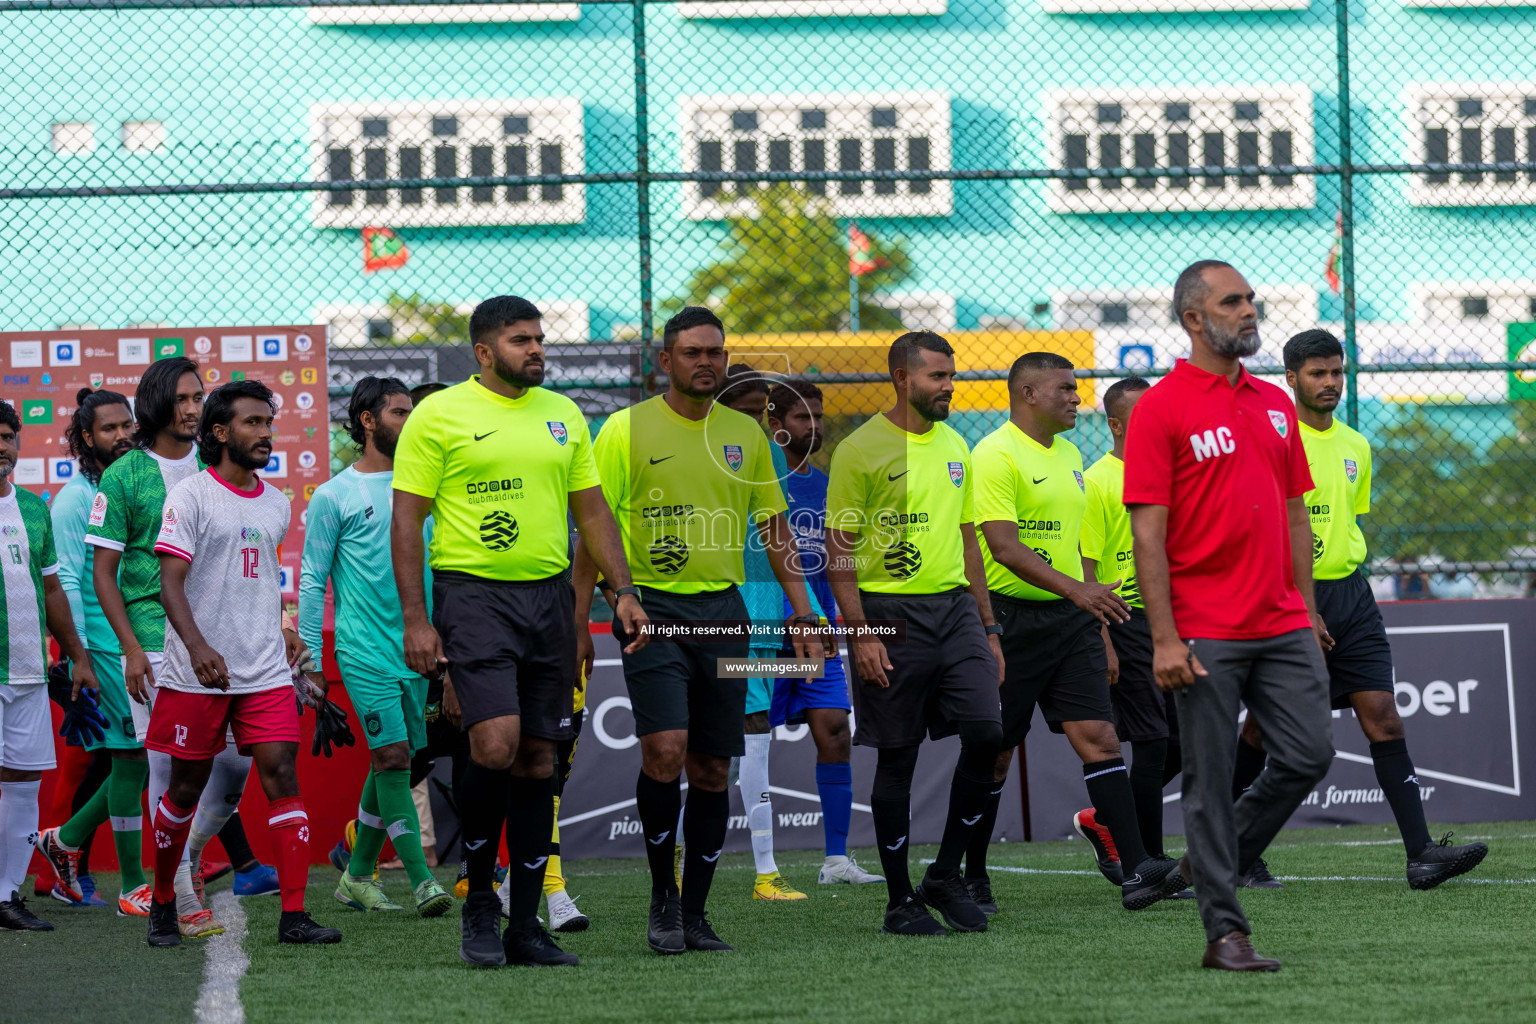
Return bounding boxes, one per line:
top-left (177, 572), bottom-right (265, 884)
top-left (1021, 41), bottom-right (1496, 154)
top-left (1026, 598), bottom-right (1536, 840)
top-left (0, 326), bottom-right (331, 603)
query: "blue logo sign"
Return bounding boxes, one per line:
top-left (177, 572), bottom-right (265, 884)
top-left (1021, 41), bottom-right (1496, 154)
top-left (2, 375), bottom-right (27, 386)
top-left (40, 373), bottom-right (51, 385)
top-left (56, 343), bottom-right (73, 361)
top-left (266, 454), bottom-right (281, 472)
top-left (263, 338), bottom-right (281, 356)
top-left (56, 462), bottom-right (73, 479)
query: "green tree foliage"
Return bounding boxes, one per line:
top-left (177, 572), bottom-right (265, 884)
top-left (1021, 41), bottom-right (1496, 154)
top-left (1368, 406), bottom-right (1535, 565)
top-left (377, 292), bottom-right (469, 346)
top-left (668, 185), bottom-right (912, 333)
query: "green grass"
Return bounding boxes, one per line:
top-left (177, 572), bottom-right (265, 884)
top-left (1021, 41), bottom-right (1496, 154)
top-left (9, 821), bottom-right (1534, 1024)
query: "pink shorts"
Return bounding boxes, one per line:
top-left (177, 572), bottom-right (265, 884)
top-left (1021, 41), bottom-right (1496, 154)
top-left (146, 686), bottom-right (299, 759)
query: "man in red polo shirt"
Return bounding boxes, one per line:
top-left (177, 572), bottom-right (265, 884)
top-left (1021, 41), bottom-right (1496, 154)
top-left (1124, 260), bottom-right (1334, 973)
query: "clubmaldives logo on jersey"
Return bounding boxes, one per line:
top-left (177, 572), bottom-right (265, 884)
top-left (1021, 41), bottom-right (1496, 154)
top-left (1268, 410), bottom-right (1289, 438)
top-left (948, 461), bottom-right (965, 487)
top-left (547, 421), bottom-right (568, 446)
top-left (241, 526), bottom-right (264, 542)
top-left (88, 491), bottom-right (108, 526)
top-left (723, 444), bottom-right (743, 472)
top-left (1344, 458), bottom-right (1359, 483)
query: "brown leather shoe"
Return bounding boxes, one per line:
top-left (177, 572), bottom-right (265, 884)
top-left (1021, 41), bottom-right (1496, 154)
top-left (1202, 931), bottom-right (1281, 972)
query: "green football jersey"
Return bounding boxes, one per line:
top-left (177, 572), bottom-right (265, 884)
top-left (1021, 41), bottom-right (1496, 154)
top-left (299, 466), bottom-right (432, 683)
top-left (824, 413), bottom-right (975, 595)
top-left (592, 396), bottom-right (788, 594)
top-left (1299, 419), bottom-right (1372, 580)
top-left (85, 447), bottom-right (200, 651)
top-left (1080, 453), bottom-right (1141, 608)
top-left (1, 485), bottom-right (58, 685)
top-left (52, 473), bottom-right (117, 654)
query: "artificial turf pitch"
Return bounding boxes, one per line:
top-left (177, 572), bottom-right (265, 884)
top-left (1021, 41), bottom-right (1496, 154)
top-left (6, 819), bottom-right (1533, 1024)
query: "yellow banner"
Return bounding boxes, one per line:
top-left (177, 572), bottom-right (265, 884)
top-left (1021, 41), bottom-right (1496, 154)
top-left (724, 329), bottom-right (1097, 414)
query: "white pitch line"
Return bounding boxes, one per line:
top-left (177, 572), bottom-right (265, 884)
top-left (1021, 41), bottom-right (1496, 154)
top-left (195, 891), bottom-right (249, 1024)
top-left (971, 864), bottom-right (1536, 886)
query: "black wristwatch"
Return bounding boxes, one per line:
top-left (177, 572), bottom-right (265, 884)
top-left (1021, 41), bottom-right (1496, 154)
top-left (984, 623), bottom-right (1004, 637)
top-left (614, 586), bottom-right (641, 602)
top-left (792, 614), bottom-right (827, 627)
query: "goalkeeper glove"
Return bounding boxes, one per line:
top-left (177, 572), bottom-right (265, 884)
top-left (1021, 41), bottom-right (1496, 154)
top-left (48, 663), bottom-right (107, 747)
top-left (312, 700), bottom-right (356, 758)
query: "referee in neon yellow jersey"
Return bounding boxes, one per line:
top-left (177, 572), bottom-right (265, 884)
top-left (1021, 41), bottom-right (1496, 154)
top-left (574, 305), bottom-right (825, 957)
top-left (1232, 329), bottom-right (1487, 890)
top-left (391, 295), bottom-right (649, 969)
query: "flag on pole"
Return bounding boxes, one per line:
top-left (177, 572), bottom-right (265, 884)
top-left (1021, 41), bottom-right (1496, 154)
top-left (1324, 211), bottom-right (1343, 294)
top-left (848, 223), bottom-right (887, 277)
top-left (363, 227), bottom-right (409, 273)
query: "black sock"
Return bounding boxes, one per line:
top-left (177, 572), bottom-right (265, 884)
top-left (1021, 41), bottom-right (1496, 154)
top-left (1162, 741), bottom-right (1183, 787)
top-left (219, 812), bottom-right (256, 869)
top-left (505, 774), bottom-right (554, 926)
top-left (933, 761), bottom-right (995, 878)
top-left (871, 746), bottom-right (920, 906)
top-left (1129, 739), bottom-right (1169, 859)
top-left (459, 759), bottom-right (509, 893)
top-left (1370, 739), bottom-right (1433, 857)
top-left (1232, 737), bottom-right (1266, 800)
top-left (1083, 758), bottom-right (1149, 870)
top-left (680, 786), bottom-right (729, 917)
top-left (963, 783), bottom-right (1005, 880)
top-left (636, 771), bottom-right (682, 897)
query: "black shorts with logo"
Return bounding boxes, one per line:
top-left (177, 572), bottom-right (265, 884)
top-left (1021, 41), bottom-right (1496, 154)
top-left (1316, 569), bottom-right (1395, 710)
top-left (849, 588), bottom-right (1002, 749)
top-left (432, 570), bottom-right (576, 739)
top-left (615, 585), bottom-right (749, 759)
top-left (1107, 609), bottom-right (1179, 744)
top-left (992, 592), bottom-right (1113, 748)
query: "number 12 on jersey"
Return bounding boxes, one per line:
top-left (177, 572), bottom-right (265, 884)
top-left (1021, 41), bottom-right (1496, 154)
top-left (242, 547), bottom-right (260, 578)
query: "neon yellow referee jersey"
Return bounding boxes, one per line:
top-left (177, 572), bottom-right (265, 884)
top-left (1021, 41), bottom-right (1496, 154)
top-left (1080, 453), bottom-right (1141, 608)
top-left (392, 376), bottom-right (600, 580)
top-left (824, 413), bottom-right (974, 595)
top-left (591, 395), bottom-right (787, 594)
top-left (1299, 419), bottom-right (1371, 580)
top-left (972, 421), bottom-right (1086, 601)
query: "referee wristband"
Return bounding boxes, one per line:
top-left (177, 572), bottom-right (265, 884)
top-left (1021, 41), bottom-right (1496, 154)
top-left (984, 624), bottom-right (1004, 637)
top-left (614, 586), bottom-right (641, 602)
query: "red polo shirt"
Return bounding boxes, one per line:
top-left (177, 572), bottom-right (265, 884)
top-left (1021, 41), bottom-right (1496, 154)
top-left (1123, 358), bottom-right (1312, 640)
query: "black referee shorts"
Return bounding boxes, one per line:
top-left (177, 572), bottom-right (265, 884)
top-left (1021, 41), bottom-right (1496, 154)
top-left (615, 585), bottom-right (749, 759)
top-left (1107, 609), bottom-right (1177, 744)
top-left (849, 588), bottom-right (1001, 749)
top-left (992, 592), bottom-right (1113, 748)
top-left (432, 570), bottom-right (576, 739)
top-left (1316, 569), bottom-right (1395, 710)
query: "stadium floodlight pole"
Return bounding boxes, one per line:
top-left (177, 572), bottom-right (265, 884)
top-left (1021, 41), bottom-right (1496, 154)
top-left (1336, 0), bottom-right (1360, 428)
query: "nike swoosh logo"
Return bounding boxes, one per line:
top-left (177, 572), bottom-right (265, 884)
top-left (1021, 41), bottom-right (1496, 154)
top-left (887, 471), bottom-right (909, 482)
top-left (523, 856), bottom-right (548, 870)
top-left (1124, 874), bottom-right (1142, 886)
top-left (649, 455), bottom-right (674, 465)
top-left (1032, 476), bottom-right (1047, 484)
top-left (961, 814), bottom-right (982, 826)
top-left (647, 831), bottom-right (671, 846)
top-left (464, 839), bottom-right (487, 850)
top-left (702, 850), bottom-right (723, 863)
top-left (884, 837), bottom-right (907, 851)
top-left (474, 431), bottom-right (497, 442)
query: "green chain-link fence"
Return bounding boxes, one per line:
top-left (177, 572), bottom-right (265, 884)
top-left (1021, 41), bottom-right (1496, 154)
top-left (4, 0), bottom-right (1535, 595)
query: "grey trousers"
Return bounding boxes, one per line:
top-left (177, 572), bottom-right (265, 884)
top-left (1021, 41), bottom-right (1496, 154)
top-left (1174, 629), bottom-right (1334, 943)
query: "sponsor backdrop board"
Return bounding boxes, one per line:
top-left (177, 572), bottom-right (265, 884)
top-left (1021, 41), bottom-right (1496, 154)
top-left (1026, 598), bottom-right (1536, 841)
top-left (0, 326), bottom-right (331, 606)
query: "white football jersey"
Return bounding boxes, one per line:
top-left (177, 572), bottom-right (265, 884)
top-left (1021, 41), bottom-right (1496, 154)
top-left (154, 469), bottom-right (291, 695)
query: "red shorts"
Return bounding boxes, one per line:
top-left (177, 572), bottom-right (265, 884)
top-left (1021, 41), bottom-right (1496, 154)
top-left (145, 686), bottom-right (299, 760)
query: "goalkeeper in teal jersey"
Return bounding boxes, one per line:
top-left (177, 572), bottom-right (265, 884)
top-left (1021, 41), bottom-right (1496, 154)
top-left (299, 377), bottom-right (451, 918)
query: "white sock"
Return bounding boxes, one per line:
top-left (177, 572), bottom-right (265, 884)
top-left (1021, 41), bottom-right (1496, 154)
top-left (190, 744), bottom-right (251, 864)
top-left (0, 779), bottom-right (42, 899)
top-left (174, 858), bottom-right (200, 916)
top-left (147, 750), bottom-right (172, 822)
top-left (739, 732), bottom-right (776, 875)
